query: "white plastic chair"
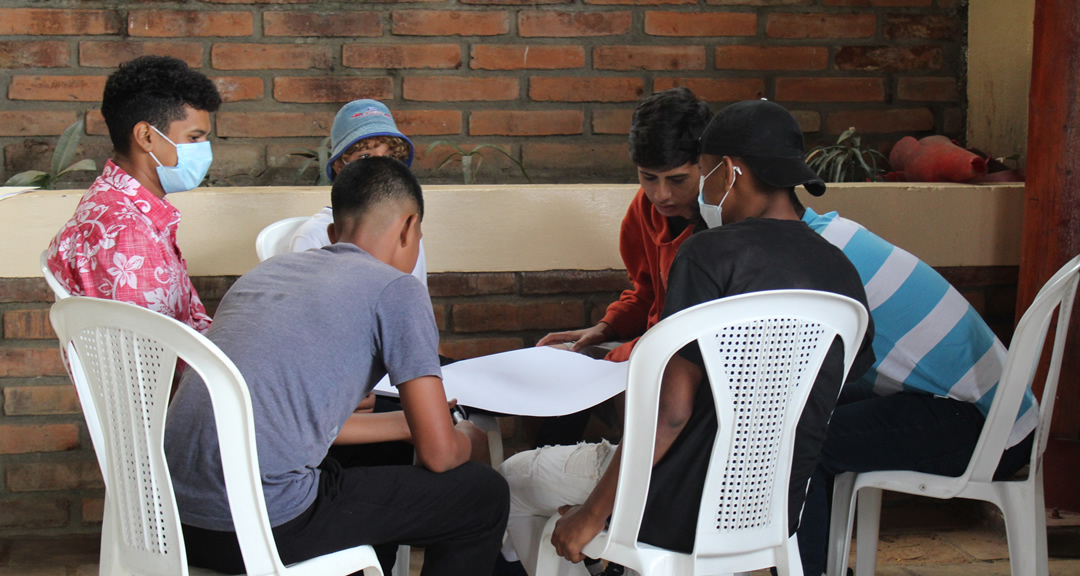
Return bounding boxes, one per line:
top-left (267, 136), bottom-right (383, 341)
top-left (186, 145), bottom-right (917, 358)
top-left (255, 216), bottom-right (310, 262)
top-left (826, 254), bottom-right (1080, 576)
top-left (536, 290), bottom-right (870, 576)
top-left (49, 297), bottom-right (384, 576)
top-left (41, 249), bottom-right (71, 300)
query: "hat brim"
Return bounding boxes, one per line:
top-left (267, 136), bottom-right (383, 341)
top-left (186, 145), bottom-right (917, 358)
top-left (742, 155), bottom-right (826, 197)
top-left (326, 132), bottom-right (415, 181)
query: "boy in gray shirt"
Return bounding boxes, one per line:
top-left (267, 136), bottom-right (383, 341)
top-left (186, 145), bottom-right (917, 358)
top-left (165, 157), bottom-right (508, 575)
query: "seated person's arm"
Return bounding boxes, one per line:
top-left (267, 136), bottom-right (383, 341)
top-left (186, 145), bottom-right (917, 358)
top-left (551, 355), bottom-right (702, 562)
top-left (398, 375), bottom-right (486, 472)
top-left (332, 411), bottom-right (411, 445)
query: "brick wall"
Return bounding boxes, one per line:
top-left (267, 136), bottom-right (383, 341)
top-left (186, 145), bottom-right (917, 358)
top-left (0, 265), bottom-right (1015, 536)
top-left (1, 0), bottom-right (965, 188)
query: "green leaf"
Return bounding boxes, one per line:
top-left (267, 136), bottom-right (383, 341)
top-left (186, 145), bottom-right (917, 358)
top-left (837, 127), bottom-right (857, 146)
top-left (4, 170), bottom-right (49, 187)
top-left (295, 157), bottom-right (315, 185)
top-left (287, 149), bottom-right (318, 159)
top-left (57, 158), bottom-right (97, 176)
top-left (51, 118), bottom-right (85, 178)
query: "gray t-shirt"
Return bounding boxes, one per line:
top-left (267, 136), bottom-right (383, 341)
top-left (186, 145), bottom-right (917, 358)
top-left (164, 243), bottom-right (442, 530)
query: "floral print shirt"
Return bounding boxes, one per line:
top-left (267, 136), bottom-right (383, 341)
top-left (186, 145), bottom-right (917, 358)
top-left (47, 160), bottom-right (211, 333)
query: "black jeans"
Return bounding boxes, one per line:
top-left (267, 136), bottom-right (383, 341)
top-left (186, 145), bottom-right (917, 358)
top-left (796, 392), bottom-right (1034, 576)
top-left (183, 458), bottom-right (509, 576)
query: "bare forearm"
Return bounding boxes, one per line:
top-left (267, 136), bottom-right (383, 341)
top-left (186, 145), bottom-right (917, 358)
top-left (332, 411), bottom-right (411, 445)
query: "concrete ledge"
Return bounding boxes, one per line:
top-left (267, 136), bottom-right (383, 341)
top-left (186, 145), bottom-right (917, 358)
top-left (0, 183), bottom-right (1023, 278)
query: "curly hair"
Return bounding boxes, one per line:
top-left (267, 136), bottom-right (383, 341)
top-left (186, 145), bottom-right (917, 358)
top-left (628, 87), bottom-right (713, 171)
top-left (101, 55), bottom-right (222, 155)
top-left (343, 136), bottom-right (411, 164)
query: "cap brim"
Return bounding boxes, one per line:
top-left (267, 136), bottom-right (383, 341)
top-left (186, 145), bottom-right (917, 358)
top-left (326, 132), bottom-right (415, 180)
top-left (743, 155), bottom-right (827, 197)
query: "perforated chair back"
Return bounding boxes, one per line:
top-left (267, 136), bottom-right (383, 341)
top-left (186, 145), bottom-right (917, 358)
top-left (49, 297), bottom-right (382, 576)
top-left (591, 290), bottom-right (868, 575)
top-left (255, 216), bottom-right (310, 262)
top-left (41, 249), bottom-right (71, 300)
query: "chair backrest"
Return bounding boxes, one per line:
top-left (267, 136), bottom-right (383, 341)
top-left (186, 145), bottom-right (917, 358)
top-left (604, 290), bottom-right (868, 562)
top-left (50, 297), bottom-right (286, 576)
top-left (255, 216), bottom-right (310, 262)
top-left (40, 249), bottom-right (71, 300)
top-left (965, 254), bottom-right (1080, 483)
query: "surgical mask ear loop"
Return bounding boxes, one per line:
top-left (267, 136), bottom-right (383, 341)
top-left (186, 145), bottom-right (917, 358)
top-left (147, 125), bottom-right (176, 169)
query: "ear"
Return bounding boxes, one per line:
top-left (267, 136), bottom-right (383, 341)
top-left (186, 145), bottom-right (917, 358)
top-left (398, 213), bottom-right (419, 248)
top-left (326, 222), bottom-right (338, 244)
top-left (132, 121), bottom-right (155, 154)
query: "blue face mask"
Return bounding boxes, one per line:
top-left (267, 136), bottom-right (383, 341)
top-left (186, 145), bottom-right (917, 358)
top-left (149, 126), bottom-right (213, 194)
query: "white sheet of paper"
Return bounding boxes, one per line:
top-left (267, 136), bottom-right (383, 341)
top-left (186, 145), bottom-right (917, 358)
top-left (0, 187), bottom-right (35, 202)
top-left (374, 346), bottom-right (628, 417)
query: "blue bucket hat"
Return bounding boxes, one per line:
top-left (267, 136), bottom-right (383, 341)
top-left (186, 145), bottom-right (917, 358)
top-left (327, 99), bottom-right (414, 180)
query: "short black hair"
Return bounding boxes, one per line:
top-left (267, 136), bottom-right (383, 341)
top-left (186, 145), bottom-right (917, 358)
top-left (101, 56), bottom-right (221, 155)
top-left (628, 87), bottom-right (713, 171)
top-left (331, 157), bottom-right (424, 226)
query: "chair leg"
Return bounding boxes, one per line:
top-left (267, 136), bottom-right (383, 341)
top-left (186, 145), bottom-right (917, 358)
top-left (999, 480), bottom-right (1049, 576)
top-left (535, 514), bottom-right (563, 576)
top-left (471, 414), bottom-right (505, 466)
top-left (853, 487), bottom-right (882, 576)
top-left (826, 473), bottom-right (856, 576)
top-left (775, 534), bottom-right (805, 576)
top-left (391, 545), bottom-right (410, 576)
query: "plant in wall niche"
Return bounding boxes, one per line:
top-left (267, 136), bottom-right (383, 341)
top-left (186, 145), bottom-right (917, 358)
top-left (4, 117), bottom-right (97, 189)
top-left (425, 141), bottom-right (531, 185)
top-left (288, 136), bottom-right (332, 186)
top-left (805, 127), bottom-right (890, 183)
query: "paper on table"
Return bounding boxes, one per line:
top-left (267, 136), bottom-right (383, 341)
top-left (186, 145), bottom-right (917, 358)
top-left (374, 346), bottom-right (628, 417)
top-left (0, 187), bottom-right (35, 202)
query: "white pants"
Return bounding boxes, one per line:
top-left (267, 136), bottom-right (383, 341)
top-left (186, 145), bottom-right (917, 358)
top-left (499, 441), bottom-right (617, 576)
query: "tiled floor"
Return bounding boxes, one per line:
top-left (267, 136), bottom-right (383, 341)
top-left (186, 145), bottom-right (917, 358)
top-left (2, 501), bottom-right (1077, 575)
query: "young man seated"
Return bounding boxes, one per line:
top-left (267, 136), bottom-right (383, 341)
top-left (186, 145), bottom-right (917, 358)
top-left (46, 55), bottom-right (221, 332)
top-left (164, 157), bottom-right (508, 576)
top-left (500, 100), bottom-right (875, 576)
top-left (289, 99), bottom-right (427, 287)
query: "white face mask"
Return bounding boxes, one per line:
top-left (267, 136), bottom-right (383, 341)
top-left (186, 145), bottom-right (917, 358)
top-left (698, 163), bottom-right (741, 229)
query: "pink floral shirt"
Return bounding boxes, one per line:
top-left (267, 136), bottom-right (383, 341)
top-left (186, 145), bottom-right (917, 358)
top-left (47, 160), bottom-right (211, 333)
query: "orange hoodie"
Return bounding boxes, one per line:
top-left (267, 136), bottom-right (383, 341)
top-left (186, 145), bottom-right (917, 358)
top-left (601, 187), bottom-right (696, 362)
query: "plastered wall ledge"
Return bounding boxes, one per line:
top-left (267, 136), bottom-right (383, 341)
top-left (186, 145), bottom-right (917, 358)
top-left (1, 183), bottom-right (1023, 278)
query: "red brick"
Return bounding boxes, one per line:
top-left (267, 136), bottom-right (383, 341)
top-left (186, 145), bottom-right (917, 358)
top-left (82, 497), bottom-right (105, 525)
top-left (644, 11), bottom-right (757, 36)
top-left (211, 76), bottom-right (264, 102)
top-left (0, 424), bottom-right (79, 455)
top-left (3, 309), bottom-right (55, 340)
top-left (9, 76), bottom-right (107, 102)
top-left (793, 110), bottom-right (822, 133)
top-left (521, 270), bottom-right (632, 295)
top-left (208, 143), bottom-right (266, 178)
top-left (453, 301), bottom-right (585, 333)
top-left (428, 273), bottom-right (517, 297)
top-left (825, 0), bottom-right (930, 5)
top-left (393, 11), bottom-right (509, 36)
top-left (775, 78), bottom-right (885, 102)
top-left (594, 46), bottom-right (705, 71)
top-left (205, 0), bottom-right (315, 3)
top-left (0, 42), bottom-right (69, 68)
top-left (530, 77), bottom-right (643, 102)
top-left (519, 11), bottom-right (632, 37)
top-left (0, 499), bottom-right (68, 529)
top-left (0, 9), bottom-right (121, 36)
top-left (654, 77), bottom-right (765, 102)
top-left (217, 111), bottom-right (334, 137)
top-left (836, 45), bottom-right (944, 71)
top-left (898, 76), bottom-right (959, 101)
top-left (593, 109), bottom-right (635, 135)
top-left (7, 461), bottom-right (104, 492)
top-left (264, 12), bottom-right (381, 37)
top-left (589, 0), bottom-right (694, 4)
top-left (522, 142), bottom-right (633, 173)
top-left (440, 338), bottom-right (524, 360)
top-left (716, 45), bottom-right (828, 70)
top-left (470, 45), bottom-right (585, 70)
top-left (471, 110), bottom-right (583, 136)
top-left (212, 44), bottom-right (332, 70)
top-left (707, 0), bottom-right (812, 3)
top-left (462, 0), bottom-right (571, 3)
top-left (403, 77), bottom-right (519, 102)
top-left (86, 110), bottom-right (107, 136)
top-left (767, 13), bottom-right (876, 39)
top-left (943, 107), bottom-right (963, 134)
top-left (79, 41), bottom-right (202, 68)
top-left (884, 15), bottom-right (960, 40)
top-left (0, 347), bottom-right (66, 377)
top-left (825, 108), bottom-right (934, 134)
top-left (344, 44), bottom-right (461, 69)
top-left (3, 386), bottom-right (80, 416)
top-left (274, 77), bottom-right (393, 103)
top-left (0, 279), bottom-right (54, 303)
top-left (128, 11), bottom-right (253, 38)
top-left (431, 304), bottom-right (447, 331)
top-left (393, 110), bottom-right (464, 136)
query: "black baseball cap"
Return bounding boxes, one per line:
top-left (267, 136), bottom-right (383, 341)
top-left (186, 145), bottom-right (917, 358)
top-left (699, 100), bottom-right (826, 196)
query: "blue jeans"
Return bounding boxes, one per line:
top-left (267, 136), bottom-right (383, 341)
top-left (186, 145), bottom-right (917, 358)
top-left (796, 392), bottom-right (1034, 576)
